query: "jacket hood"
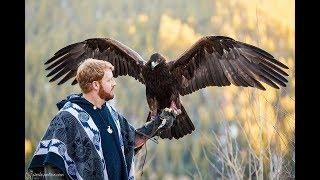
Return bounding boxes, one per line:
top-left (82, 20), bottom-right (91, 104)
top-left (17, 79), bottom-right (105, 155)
top-left (56, 93), bottom-right (95, 110)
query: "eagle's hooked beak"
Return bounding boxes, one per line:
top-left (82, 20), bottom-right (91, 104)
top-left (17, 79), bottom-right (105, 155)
top-left (151, 61), bottom-right (159, 70)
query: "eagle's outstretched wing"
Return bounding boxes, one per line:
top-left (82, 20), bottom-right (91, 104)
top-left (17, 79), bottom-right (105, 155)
top-left (45, 38), bottom-right (146, 85)
top-left (169, 36), bottom-right (289, 96)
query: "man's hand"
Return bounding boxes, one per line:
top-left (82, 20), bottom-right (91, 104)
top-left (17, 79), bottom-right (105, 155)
top-left (157, 108), bottom-right (180, 132)
top-left (134, 108), bottom-right (180, 153)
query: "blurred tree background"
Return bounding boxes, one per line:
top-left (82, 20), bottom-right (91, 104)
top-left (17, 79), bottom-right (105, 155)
top-left (25, 0), bottom-right (294, 179)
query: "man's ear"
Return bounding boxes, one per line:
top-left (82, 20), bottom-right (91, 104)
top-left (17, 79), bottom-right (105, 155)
top-left (92, 81), bottom-right (100, 90)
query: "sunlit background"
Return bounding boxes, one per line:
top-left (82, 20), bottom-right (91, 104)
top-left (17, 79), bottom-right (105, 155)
top-left (25, 0), bottom-right (294, 179)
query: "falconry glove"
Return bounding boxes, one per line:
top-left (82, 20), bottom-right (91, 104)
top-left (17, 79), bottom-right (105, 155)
top-left (157, 108), bottom-right (178, 131)
top-left (136, 108), bottom-right (178, 139)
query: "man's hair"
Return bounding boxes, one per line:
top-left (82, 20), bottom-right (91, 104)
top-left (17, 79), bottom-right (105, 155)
top-left (76, 58), bottom-right (114, 93)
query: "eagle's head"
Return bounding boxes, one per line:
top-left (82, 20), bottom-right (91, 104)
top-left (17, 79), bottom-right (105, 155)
top-left (149, 53), bottom-right (166, 70)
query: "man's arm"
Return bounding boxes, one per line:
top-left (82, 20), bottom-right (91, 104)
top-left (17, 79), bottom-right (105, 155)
top-left (134, 108), bottom-right (178, 153)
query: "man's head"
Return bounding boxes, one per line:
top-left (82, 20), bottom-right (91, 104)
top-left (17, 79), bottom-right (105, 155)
top-left (76, 58), bottom-right (116, 101)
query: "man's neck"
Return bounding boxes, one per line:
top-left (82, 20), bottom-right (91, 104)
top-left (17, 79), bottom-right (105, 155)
top-left (82, 93), bottom-right (105, 108)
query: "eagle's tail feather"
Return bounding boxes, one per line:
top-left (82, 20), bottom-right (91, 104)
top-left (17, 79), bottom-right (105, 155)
top-left (159, 105), bottom-right (195, 140)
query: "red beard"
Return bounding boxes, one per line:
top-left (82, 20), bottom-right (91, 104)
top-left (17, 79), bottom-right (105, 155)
top-left (98, 83), bottom-right (114, 101)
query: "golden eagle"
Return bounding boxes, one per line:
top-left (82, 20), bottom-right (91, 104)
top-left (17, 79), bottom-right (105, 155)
top-left (44, 36), bottom-right (289, 140)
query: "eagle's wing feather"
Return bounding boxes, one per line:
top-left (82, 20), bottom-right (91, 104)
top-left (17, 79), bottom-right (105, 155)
top-left (169, 36), bottom-right (289, 95)
top-left (45, 38), bottom-right (146, 85)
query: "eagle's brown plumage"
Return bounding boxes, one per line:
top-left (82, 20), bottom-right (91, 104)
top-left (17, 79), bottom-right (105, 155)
top-left (45, 38), bottom-right (145, 85)
top-left (45, 36), bottom-right (289, 140)
top-left (169, 36), bottom-right (288, 95)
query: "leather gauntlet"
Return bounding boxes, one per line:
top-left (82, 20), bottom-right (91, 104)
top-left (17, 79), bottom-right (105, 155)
top-left (135, 108), bottom-right (177, 138)
top-left (134, 108), bottom-right (178, 152)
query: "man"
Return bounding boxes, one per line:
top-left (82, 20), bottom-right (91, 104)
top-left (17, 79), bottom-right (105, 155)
top-left (28, 58), bottom-right (178, 180)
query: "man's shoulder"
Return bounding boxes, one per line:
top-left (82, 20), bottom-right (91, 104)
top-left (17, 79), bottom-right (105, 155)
top-left (50, 108), bottom-right (78, 124)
